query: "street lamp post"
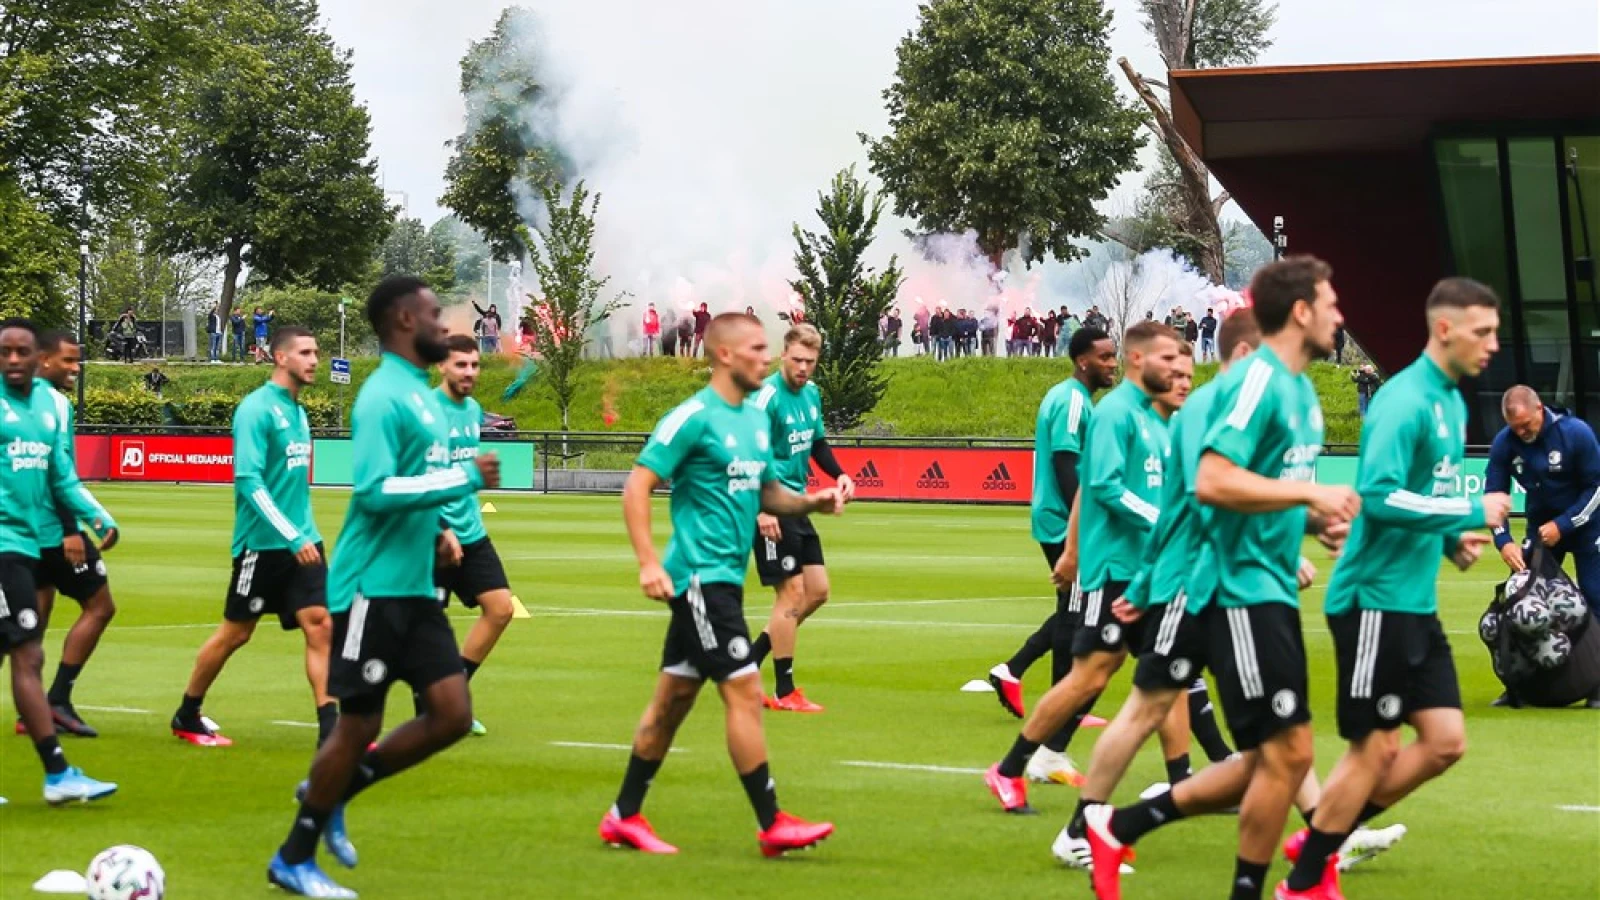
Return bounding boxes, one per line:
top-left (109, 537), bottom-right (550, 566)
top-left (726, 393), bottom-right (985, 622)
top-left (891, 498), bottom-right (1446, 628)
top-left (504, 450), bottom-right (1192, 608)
top-left (77, 162), bottom-right (91, 409)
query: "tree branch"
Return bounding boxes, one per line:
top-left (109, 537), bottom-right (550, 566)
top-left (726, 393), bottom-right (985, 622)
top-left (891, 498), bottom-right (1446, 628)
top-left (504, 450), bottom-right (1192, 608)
top-left (1211, 190), bottom-right (1232, 218)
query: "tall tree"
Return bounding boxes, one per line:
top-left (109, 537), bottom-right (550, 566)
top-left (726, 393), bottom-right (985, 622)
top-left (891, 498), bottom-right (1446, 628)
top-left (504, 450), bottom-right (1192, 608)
top-left (791, 167), bottom-right (904, 433)
top-left (0, 173), bottom-right (73, 323)
top-left (380, 217), bottom-right (457, 292)
top-left (152, 0), bottom-right (391, 327)
top-left (1116, 0), bottom-right (1277, 282)
top-left (521, 179), bottom-right (623, 431)
top-left (865, 0), bottom-right (1144, 269)
top-left (441, 7), bottom-right (566, 263)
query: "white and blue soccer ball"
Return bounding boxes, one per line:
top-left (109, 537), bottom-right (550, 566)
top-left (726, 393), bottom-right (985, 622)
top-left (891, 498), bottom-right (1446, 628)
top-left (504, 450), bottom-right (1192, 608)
top-left (1503, 569), bottom-right (1535, 600)
top-left (85, 845), bottom-right (164, 900)
top-left (1478, 610), bottom-right (1502, 645)
top-left (1508, 596), bottom-right (1554, 638)
top-left (1530, 631), bottom-right (1573, 670)
top-left (1545, 586), bottom-right (1589, 634)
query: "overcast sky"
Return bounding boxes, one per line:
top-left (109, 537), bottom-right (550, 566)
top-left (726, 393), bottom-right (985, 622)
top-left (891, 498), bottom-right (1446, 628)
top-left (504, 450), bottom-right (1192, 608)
top-left (314, 0), bottom-right (1599, 315)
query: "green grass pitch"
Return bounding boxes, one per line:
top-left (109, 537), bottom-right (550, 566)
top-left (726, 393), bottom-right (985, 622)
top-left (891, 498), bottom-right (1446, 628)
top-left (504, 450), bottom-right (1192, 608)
top-left (1, 486), bottom-right (1596, 898)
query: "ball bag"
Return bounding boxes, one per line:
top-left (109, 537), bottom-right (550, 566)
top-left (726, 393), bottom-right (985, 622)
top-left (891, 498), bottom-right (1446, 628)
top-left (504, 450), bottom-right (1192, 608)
top-left (1484, 544), bottom-right (1600, 708)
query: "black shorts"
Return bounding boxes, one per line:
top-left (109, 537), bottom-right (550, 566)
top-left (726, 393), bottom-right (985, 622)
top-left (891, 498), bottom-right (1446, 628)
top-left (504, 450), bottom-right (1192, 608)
top-left (434, 538), bottom-right (510, 608)
top-left (1209, 602), bottom-right (1311, 751)
top-left (1330, 610), bottom-right (1461, 741)
top-left (1040, 542), bottom-right (1084, 633)
top-left (753, 515), bottom-right (824, 586)
top-left (329, 596), bottom-right (464, 701)
top-left (1133, 594), bottom-right (1211, 692)
top-left (0, 554), bottom-right (44, 652)
top-left (36, 536), bottom-right (108, 603)
top-left (225, 544), bottom-right (328, 631)
top-left (1073, 579), bottom-right (1143, 657)
top-left (660, 579), bottom-right (757, 683)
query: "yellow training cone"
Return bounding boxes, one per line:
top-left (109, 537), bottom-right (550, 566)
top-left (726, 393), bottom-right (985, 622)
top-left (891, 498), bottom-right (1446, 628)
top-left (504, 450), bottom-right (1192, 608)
top-left (481, 501), bottom-right (498, 513)
top-left (509, 595), bottom-right (532, 619)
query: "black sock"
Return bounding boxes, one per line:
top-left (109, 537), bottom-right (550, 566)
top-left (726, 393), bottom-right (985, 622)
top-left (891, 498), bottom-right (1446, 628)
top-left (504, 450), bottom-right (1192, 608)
top-left (614, 753), bottom-right (664, 819)
top-left (1165, 754), bottom-right (1191, 786)
top-left (1286, 827), bottom-right (1347, 891)
top-left (279, 803), bottom-right (332, 864)
top-left (1067, 797), bottom-right (1092, 839)
top-left (750, 632), bottom-right (772, 666)
top-left (1109, 790), bottom-right (1183, 845)
top-left (738, 762), bottom-right (780, 830)
top-left (774, 657), bottom-right (795, 698)
top-left (47, 662), bottom-right (83, 704)
top-left (315, 703), bottom-right (338, 748)
top-left (1007, 613), bottom-right (1056, 677)
top-left (1230, 858), bottom-right (1269, 900)
top-left (1189, 682), bottom-right (1234, 763)
top-left (1300, 806), bottom-right (1316, 827)
top-left (340, 750), bottom-right (391, 804)
top-left (462, 657), bottom-right (481, 681)
top-left (177, 693), bottom-right (204, 721)
top-left (412, 689), bottom-right (426, 718)
top-left (1044, 692), bottom-right (1099, 753)
top-left (997, 734), bottom-right (1040, 779)
top-left (35, 736), bottom-right (68, 775)
top-left (1356, 801), bottom-right (1387, 827)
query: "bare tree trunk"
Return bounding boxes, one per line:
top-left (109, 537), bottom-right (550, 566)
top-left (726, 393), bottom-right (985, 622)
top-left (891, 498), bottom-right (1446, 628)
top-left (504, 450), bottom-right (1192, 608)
top-left (218, 240), bottom-right (243, 324)
top-left (1118, 57), bottom-right (1226, 285)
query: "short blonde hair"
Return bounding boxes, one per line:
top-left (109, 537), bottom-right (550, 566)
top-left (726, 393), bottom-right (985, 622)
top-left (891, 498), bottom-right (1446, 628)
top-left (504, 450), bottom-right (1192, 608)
top-left (785, 323), bottom-right (822, 351)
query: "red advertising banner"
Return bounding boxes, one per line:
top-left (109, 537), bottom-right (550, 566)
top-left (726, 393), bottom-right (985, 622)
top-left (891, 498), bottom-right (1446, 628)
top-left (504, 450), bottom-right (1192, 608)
top-left (808, 447), bottom-right (1033, 503)
top-left (108, 435), bottom-right (236, 483)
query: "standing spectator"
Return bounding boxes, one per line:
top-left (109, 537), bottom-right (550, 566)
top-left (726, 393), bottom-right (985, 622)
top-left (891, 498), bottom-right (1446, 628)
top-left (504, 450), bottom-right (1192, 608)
top-left (978, 305), bottom-right (999, 356)
top-left (252, 307), bottom-right (274, 363)
top-left (473, 302), bottom-right (503, 353)
top-left (1057, 307), bottom-right (1079, 356)
top-left (958, 309), bottom-right (978, 357)
top-left (745, 306), bottom-right (758, 320)
top-left (884, 307), bottom-right (903, 356)
top-left (642, 303), bottom-right (661, 356)
top-left (913, 304), bottom-right (932, 356)
top-left (1040, 311), bottom-right (1059, 358)
top-left (206, 304), bottom-right (223, 363)
top-left (1333, 322), bottom-right (1348, 364)
top-left (1352, 363), bottom-right (1381, 417)
top-left (1184, 313), bottom-right (1199, 347)
top-left (691, 302), bottom-right (710, 356)
top-left (1197, 307), bottom-right (1218, 361)
top-left (230, 309), bottom-right (247, 360)
top-left (660, 306), bottom-right (678, 357)
top-left (111, 307), bottom-right (138, 361)
top-left (935, 308), bottom-right (956, 361)
top-left (676, 309), bottom-right (694, 357)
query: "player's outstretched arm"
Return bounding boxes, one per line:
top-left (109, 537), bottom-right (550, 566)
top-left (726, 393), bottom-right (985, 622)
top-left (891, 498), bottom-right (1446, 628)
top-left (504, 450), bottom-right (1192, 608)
top-left (1195, 451), bottom-right (1351, 518)
top-left (1357, 409), bottom-right (1502, 533)
top-left (759, 481), bottom-right (842, 518)
top-left (349, 406), bottom-right (488, 514)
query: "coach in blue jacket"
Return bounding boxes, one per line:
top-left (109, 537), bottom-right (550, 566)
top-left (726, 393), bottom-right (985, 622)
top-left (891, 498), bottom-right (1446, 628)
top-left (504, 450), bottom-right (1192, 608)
top-left (1486, 385), bottom-right (1600, 618)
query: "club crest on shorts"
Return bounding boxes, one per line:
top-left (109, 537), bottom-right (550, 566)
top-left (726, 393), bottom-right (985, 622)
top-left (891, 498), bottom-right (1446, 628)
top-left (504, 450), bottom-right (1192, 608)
top-left (95, 559), bottom-right (106, 577)
top-left (1101, 623), bottom-right (1121, 645)
top-left (17, 609), bottom-right (37, 631)
top-left (1169, 658), bottom-right (1192, 681)
top-left (1271, 689), bottom-right (1298, 718)
top-left (781, 556), bottom-right (796, 572)
top-left (1377, 694), bottom-right (1402, 720)
top-left (728, 636), bottom-right (750, 661)
top-left (248, 596), bottom-right (265, 614)
top-left (361, 659), bottom-right (388, 684)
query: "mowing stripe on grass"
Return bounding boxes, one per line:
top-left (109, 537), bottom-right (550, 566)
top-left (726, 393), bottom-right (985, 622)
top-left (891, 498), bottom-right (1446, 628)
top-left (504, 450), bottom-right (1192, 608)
top-left (840, 760), bottom-right (986, 776)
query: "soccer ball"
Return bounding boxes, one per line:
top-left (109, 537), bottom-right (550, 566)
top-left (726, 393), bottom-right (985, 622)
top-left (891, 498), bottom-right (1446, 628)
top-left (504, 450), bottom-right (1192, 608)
top-left (85, 845), bottom-right (164, 900)
top-left (1477, 609), bottom-right (1502, 645)
top-left (1493, 647), bottom-right (1537, 683)
top-left (1503, 569), bottom-right (1534, 599)
top-left (1530, 631), bottom-right (1573, 670)
top-left (1545, 585), bottom-right (1589, 634)
top-left (1508, 596), bottom-right (1553, 638)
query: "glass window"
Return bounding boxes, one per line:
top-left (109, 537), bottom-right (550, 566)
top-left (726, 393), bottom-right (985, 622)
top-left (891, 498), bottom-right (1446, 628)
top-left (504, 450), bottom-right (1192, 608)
top-left (1507, 137), bottom-right (1576, 411)
top-left (1565, 136), bottom-right (1600, 430)
top-left (1435, 139), bottom-right (1512, 298)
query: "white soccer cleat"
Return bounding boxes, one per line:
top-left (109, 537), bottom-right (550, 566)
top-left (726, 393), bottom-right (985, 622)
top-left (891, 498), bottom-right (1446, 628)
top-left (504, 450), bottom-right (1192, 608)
top-left (1051, 826), bottom-right (1134, 874)
top-left (1025, 747), bottom-right (1085, 787)
top-left (1139, 782), bottom-right (1170, 801)
top-left (1338, 823), bottom-right (1407, 870)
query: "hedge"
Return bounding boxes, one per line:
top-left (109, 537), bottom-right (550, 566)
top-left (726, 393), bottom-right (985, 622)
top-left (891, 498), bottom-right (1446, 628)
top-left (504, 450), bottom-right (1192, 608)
top-left (79, 388), bottom-right (341, 429)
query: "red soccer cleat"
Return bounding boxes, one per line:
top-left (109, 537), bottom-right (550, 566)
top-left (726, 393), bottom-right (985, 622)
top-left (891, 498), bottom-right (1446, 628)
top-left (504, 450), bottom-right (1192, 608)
top-left (13, 719), bottom-right (26, 736)
top-left (757, 811), bottom-right (834, 857)
top-left (983, 763), bottom-right (1034, 814)
top-left (1083, 804), bottom-right (1137, 900)
top-left (988, 664), bottom-right (1026, 718)
top-left (599, 810), bottom-right (679, 854)
top-left (1274, 856), bottom-right (1345, 900)
top-left (1082, 714), bottom-right (1109, 728)
top-left (1283, 827), bottom-right (1309, 863)
top-left (764, 689), bottom-right (824, 713)
top-left (171, 714), bottom-right (233, 747)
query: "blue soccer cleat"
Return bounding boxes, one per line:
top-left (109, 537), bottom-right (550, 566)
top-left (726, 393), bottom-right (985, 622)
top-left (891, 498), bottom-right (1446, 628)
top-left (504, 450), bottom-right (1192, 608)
top-left (296, 781), bottom-right (357, 868)
top-left (267, 853), bottom-right (357, 898)
top-left (43, 767), bottom-right (117, 805)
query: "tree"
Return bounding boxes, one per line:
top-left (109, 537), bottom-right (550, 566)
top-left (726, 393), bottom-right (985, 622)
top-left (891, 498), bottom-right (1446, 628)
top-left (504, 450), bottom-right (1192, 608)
top-left (152, 0), bottom-right (391, 330)
top-left (441, 7), bottom-right (566, 263)
top-left (864, 0), bottom-right (1144, 269)
top-left (1116, 0), bottom-right (1277, 282)
top-left (430, 216), bottom-right (492, 300)
top-left (1223, 219), bottom-right (1274, 288)
top-left (791, 168), bottom-right (905, 432)
top-left (521, 179), bottom-right (623, 430)
top-left (380, 217), bottom-right (457, 292)
top-left (0, 172), bottom-right (73, 323)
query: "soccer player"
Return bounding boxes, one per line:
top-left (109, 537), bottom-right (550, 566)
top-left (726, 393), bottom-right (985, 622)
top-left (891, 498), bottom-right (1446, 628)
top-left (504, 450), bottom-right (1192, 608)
top-left (598, 313), bottom-right (841, 857)
top-left (173, 327), bottom-right (336, 749)
top-left (1080, 256), bottom-right (1361, 900)
top-left (0, 317), bottom-right (119, 805)
top-left (1277, 278), bottom-right (1510, 899)
top-left (1154, 341), bottom-right (1193, 419)
top-left (26, 330), bottom-right (118, 737)
top-left (430, 334), bottom-right (515, 736)
top-left (747, 323), bottom-right (854, 712)
top-left (268, 277), bottom-right (500, 897)
top-left (987, 326), bottom-right (1118, 730)
top-left (984, 321), bottom-right (1180, 831)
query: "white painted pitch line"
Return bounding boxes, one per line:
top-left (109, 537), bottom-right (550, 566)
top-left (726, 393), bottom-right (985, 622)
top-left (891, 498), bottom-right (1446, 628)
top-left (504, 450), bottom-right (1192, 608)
top-left (839, 760), bottom-right (986, 776)
top-left (75, 704), bottom-right (152, 715)
top-left (1556, 804), bottom-right (1600, 813)
top-left (271, 720), bottom-right (318, 729)
top-left (549, 741), bottom-right (688, 754)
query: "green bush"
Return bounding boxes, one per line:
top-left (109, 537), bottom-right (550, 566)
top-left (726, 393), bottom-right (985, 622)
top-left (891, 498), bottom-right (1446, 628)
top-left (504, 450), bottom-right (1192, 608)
top-left (80, 388), bottom-right (164, 427)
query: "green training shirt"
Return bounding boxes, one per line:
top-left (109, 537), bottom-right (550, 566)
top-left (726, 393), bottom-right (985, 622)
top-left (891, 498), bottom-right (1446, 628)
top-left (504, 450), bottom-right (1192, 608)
top-left (437, 389), bottom-right (487, 546)
top-left (1324, 354), bottom-right (1485, 617)
top-left (752, 372), bottom-right (822, 494)
top-left (327, 354), bottom-right (483, 611)
top-left (1031, 378), bottom-right (1093, 544)
top-left (231, 380), bottom-right (319, 556)
top-left (0, 381), bottom-right (115, 558)
top-left (638, 385), bottom-right (777, 594)
top-left (1126, 379), bottom-right (1222, 610)
top-left (1079, 378), bottom-right (1168, 591)
top-left (1200, 345), bottom-right (1324, 609)
top-left (37, 379), bottom-right (110, 549)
